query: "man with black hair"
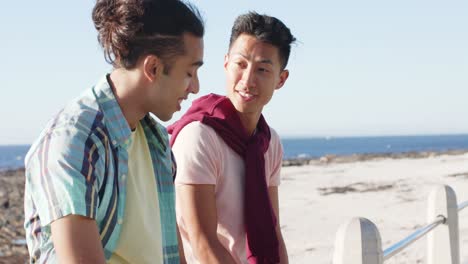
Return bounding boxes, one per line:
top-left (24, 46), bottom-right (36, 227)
top-left (169, 12), bottom-right (296, 264)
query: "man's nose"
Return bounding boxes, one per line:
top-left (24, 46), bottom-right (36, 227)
top-left (240, 67), bottom-right (256, 89)
top-left (189, 75), bottom-right (200, 94)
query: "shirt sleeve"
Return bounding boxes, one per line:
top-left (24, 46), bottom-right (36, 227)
top-left (172, 122), bottom-right (221, 186)
top-left (26, 127), bottom-right (102, 226)
top-left (268, 128), bottom-right (283, 187)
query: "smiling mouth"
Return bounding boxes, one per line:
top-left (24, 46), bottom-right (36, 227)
top-left (237, 90), bottom-right (255, 101)
top-left (177, 97), bottom-right (187, 110)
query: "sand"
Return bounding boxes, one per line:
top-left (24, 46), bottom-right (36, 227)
top-left (280, 153), bottom-right (468, 263)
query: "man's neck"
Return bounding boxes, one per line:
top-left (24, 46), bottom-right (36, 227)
top-left (109, 69), bottom-right (146, 130)
top-left (237, 112), bottom-right (261, 136)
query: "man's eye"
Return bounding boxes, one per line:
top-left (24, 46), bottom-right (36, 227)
top-left (187, 73), bottom-right (193, 77)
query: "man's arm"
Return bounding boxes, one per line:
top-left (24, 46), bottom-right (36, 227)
top-left (176, 184), bottom-right (236, 264)
top-left (51, 215), bottom-right (106, 264)
top-left (268, 186), bottom-right (289, 264)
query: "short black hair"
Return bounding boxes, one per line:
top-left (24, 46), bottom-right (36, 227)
top-left (229, 12), bottom-right (295, 70)
top-left (93, 0), bottom-right (204, 72)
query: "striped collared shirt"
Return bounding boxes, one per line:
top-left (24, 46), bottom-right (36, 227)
top-left (24, 75), bottom-right (179, 263)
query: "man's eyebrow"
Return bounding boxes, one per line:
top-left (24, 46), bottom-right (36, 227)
top-left (191, 60), bottom-right (204, 67)
top-left (232, 53), bottom-right (273, 65)
top-left (258, 59), bottom-right (273, 65)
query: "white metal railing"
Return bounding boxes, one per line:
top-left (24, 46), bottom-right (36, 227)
top-left (382, 215), bottom-right (445, 261)
top-left (459, 200), bottom-right (468, 211)
top-left (332, 185), bottom-right (466, 264)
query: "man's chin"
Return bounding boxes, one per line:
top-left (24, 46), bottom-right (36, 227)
top-left (231, 102), bottom-right (247, 113)
top-left (152, 112), bottom-right (174, 122)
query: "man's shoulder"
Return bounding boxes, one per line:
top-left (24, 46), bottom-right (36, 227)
top-left (50, 91), bottom-right (105, 137)
top-left (267, 125), bottom-right (283, 156)
top-left (53, 75), bottom-right (118, 137)
top-left (26, 91), bottom-right (109, 163)
top-left (172, 121), bottom-right (222, 153)
top-left (268, 126), bottom-right (282, 143)
top-left (177, 121), bottom-right (219, 141)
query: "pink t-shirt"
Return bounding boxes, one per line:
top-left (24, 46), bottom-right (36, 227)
top-left (173, 121), bottom-right (283, 264)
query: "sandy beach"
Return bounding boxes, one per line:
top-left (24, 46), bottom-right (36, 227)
top-left (1, 152), bottom-right (467, 263)
top-left (280, 152), bottom-right (468, 263)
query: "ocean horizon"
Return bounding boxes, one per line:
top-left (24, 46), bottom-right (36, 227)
top-left (281, 134), bottom-right (468, 159)
top-left (1, 134), bottom-right (468, 170)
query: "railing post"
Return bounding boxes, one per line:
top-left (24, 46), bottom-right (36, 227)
top-left (333, 217), bottom-right (383, 264)
top-left (427, 185), bottom-right (460, 264)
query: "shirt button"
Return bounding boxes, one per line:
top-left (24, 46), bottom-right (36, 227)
top-left (118, 219), bottom-right (123, 225)
top-left (112, 140), bottom-right (117, 145)
top-left (122, 174), bottom-right (127, 180)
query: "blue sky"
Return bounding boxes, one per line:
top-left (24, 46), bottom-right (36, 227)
top-left (1, 0), bottom-right (467, 145)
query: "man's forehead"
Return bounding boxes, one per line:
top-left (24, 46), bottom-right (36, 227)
top-left (229, 51), bottom-right (276, 65)
top-left (182, 33), bottom-right (204, 64)
top-left (228, 36), bottom-right (280, 64)
top-left (231, 53), bottom-right (273, 64)
top-left (178, 47), bottom-right (203, 67)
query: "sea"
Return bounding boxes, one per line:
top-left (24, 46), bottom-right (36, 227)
top-left (1, 134), bottom-right (468, 171)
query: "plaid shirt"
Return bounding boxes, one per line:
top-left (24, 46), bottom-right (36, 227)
top-left (24, 75), bottom-right (179, 263)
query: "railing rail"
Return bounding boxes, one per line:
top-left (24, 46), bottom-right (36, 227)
top-left (333, 185), bottom-right (466, 264)
top-left (382, 215), bottom-right (445, 261)
top-left (458, 200), bottom-right (468, 211)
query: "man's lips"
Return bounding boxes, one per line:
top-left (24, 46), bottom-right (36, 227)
top-left (236, 90), bottom-right (256, 102)
top-left (177, 96), bottom-right (188, 109)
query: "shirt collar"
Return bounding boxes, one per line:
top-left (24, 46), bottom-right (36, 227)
top-left (92, 74), bottom-right (132, 148)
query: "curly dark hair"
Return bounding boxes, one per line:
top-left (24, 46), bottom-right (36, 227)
top-left (92, 0), bottom-right (204, 72)
top-left (229, 12), bottom-right (295, 70)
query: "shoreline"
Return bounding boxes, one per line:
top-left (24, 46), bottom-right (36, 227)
top-left (282, 149), bottom-right (468, 166)
top-left (2, 149), bottom-right (468, 174)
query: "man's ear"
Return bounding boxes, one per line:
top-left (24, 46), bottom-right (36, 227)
top-left (142, 55), bottom-right (162, 81)
top-left (276, 69), bottom-right (289, 90)
top-left (223, 54), bottom-right (229, 71)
